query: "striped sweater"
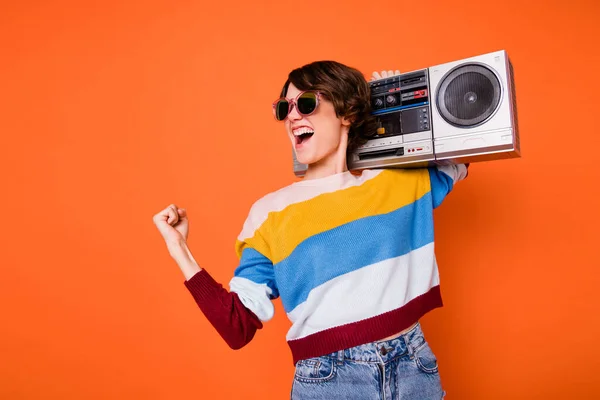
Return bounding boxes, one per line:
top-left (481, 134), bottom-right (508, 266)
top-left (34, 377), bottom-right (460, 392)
top-left (184, 165), bottom-right (468, 364)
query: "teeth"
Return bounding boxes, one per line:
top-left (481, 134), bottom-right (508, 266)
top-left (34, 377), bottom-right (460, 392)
top-left (293, 127), bottom-right (314, 136)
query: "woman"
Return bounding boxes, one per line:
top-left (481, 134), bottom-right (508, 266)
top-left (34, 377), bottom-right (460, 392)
top-left (153, 61), bottom-right (468, 399)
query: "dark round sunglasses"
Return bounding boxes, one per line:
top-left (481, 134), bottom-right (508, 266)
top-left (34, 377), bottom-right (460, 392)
top-left (272, 91), bottom-right (321, 121)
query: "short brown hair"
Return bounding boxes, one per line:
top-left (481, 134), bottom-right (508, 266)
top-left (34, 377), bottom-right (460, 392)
top-left (280, 61), bottom-right (377, 156)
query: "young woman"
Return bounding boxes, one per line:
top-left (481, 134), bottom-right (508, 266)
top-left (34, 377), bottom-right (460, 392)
top-left (153, 61), bottom-right (468, 399)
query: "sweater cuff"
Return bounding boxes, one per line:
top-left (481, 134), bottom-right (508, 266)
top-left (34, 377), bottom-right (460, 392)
top-left (183, 269), bottom-right (223, 301)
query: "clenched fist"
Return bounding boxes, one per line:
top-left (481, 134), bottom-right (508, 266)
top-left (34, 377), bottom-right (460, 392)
top-left (153, 204), bottom-right (189, 246)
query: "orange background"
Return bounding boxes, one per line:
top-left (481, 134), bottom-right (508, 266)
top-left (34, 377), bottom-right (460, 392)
top-left (1, 0), bottom-right (599, 398)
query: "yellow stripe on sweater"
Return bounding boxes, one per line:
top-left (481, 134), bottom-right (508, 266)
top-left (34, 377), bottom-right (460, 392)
top-left (235, 169), bottom-right (432, 265)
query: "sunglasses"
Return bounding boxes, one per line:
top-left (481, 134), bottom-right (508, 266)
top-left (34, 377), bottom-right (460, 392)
top-left (272, 91), bottom-right (322, 121)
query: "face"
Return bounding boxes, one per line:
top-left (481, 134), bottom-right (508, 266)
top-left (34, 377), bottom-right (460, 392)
top-left (283, 83), bottom-right (351, 167)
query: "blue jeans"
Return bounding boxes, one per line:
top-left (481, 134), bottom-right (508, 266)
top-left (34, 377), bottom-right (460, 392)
top-left (291, 323), bottom-right (445, 399)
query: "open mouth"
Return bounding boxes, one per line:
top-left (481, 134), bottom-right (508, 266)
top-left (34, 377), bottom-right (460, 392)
top-left (295, 131), bottom-right (314, 145)
top-left (293, 127), bottom-right (315, 146)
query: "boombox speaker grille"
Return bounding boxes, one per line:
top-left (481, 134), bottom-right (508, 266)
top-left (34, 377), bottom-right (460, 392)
top-left (436, 64), bottom-right (501, 127)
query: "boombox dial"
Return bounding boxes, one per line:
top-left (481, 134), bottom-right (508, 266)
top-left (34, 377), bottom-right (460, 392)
top-left (385, 94), bottom-right (398, 106)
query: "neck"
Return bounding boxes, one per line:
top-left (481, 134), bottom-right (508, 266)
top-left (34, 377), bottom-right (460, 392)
top-left (303, 132), bottom-right (349, 180)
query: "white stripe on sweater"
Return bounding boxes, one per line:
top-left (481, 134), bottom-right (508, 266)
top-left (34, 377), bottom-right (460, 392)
top-left (285, 242), bottom-right (439, 341)
top-left (229, 277), bottom-right (275, 322)
top-left (436, 164), bottom-right (468, 184)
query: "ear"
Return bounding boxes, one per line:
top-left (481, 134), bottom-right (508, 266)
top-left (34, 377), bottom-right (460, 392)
top-left (341, 115), bottom-right (354, 127)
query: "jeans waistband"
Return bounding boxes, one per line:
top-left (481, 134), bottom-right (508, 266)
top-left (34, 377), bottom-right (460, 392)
top-left (327, 323), bottom-right (426, 364)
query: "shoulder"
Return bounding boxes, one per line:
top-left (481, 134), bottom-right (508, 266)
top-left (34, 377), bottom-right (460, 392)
top-left (376, 167), bottom-right (431, 185)
top-left (247, 181), bottom-right (298, 217)
top-left (238, 181), bottom-right (300, 239)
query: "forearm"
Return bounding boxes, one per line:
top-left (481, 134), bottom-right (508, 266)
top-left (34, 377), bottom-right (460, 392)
top-left (167, 239), bottom-right (202, 280)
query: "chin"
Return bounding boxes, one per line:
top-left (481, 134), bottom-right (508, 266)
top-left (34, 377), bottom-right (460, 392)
top-left (296, 154), bottom-right (315, 165)
top-left (297, 148), bottom-right (335, 166)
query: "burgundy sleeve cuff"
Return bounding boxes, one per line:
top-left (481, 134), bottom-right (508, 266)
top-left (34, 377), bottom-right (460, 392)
top-left (183, 269), bottom-right (222, 302)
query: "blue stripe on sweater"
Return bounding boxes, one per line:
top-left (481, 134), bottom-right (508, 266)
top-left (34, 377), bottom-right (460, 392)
top-left (234, 248), bottom-right (279, 299)
top-left (274, 192), bottom-right (434, 313)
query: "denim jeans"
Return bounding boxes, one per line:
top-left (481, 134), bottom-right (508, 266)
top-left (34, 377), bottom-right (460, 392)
top-left (291, 323), bottom-right (445, 399)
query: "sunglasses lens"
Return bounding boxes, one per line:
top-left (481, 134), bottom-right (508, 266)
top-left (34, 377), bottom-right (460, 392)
top-left (297, 92), bottom-right (317, 115)
top-left (275, 99), bottom-right (289, 121)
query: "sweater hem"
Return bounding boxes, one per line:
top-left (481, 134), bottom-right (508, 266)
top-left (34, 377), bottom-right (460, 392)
top-left (287, 285), bottom-right (443, 365)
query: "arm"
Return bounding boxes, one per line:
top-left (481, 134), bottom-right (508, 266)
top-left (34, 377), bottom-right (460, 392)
top-left (428, 163), bottom-right (469, 208)
top-left (169, 242), bottom-right (263, 350)
top-left (154, 203), bottom-right (277, 350)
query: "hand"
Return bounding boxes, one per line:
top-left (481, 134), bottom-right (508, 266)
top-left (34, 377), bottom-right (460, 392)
top-left (370, 70), bottom-right (401, 81)
top-left (153, 204), bottom-right (189, 247)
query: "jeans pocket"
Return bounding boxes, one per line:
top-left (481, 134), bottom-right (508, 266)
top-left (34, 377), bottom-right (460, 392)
top-left (294, 356), bottom-right (337, 383)
top-left (413, 341), bottom-right (439, 374)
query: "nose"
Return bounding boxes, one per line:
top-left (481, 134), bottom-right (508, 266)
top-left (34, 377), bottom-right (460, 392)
top-left (287, 102), bottom-right (302, 121)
